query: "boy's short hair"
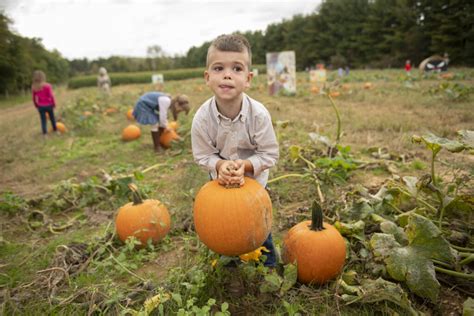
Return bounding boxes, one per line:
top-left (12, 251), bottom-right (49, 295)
top-left (206, 34), bottom-right (252, 68)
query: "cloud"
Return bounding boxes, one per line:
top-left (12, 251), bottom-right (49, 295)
top-left (6, 0), bottom-right (319, 59)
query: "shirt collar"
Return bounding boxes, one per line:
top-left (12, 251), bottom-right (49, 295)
top-left (210, 94), bottom-right (249, 123)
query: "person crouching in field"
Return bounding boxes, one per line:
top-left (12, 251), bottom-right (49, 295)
top-left (97, 67), bottom-right (111, 95)
top-left (132, 92), bottom-right (190, 152)
top-left (32, 70), bottom-right (57, 136)
top-left (191, 34), bottom-right (280, 267)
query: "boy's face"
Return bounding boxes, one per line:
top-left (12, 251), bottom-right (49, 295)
top-left (204, 47), bottom-right (253, 103)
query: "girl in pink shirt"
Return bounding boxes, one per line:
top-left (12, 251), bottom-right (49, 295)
top-left (32, 70), bottom-right (57, 135)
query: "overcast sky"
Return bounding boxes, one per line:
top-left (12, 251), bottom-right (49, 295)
top-left (2, 0), bottom-right (320, 60)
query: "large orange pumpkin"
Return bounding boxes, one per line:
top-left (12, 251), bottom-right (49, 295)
top-left (282, 201), bottom-right (346, 284)
top-left (159, 129), bottom-right (180, 148)
top-left (122, 124), bottom-right (141, 141)
top-left (115, 184), bottom-right (171, 247)
top-left (193, 177), bottom-right (272, 256)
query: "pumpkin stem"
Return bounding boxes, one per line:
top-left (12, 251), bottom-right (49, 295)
top-left (128, 183), bottom-right (143, 205)
top-left (310, 200), bottom-right (325, 231)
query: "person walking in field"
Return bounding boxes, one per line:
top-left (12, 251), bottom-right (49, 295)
top-left (32, 70), bottom-right (57, 136)
top-left (191, 34), bottom-right (279, 267)
top-left (132, 92), bottom-right (190, 152)
top-left (405, 59), bottom-right (412, 74)
top-left (97, 67), bottom-right (111, 95)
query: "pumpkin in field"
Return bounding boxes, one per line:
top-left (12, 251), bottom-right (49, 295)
top-left (122, 124), bottom-right (141, 141)
top-left (104, 107), bottom-right (118, 115)
top-left (282, 201), bottom-right (346, 284)
top-left (193, 177), bottom-right (272, 256)
top-left (159, 129), bottom-right (180, 148)
top-left (363, 82), bottom-right (373, 89)
top-left (342, 84), bottom-right (351, 91)
top-left (310, 85), bottom-right (319, 94)
top-left (115, 183), bottom-right (171, 247)
top-left (167, 121), bottom-right (179, 130)
top-left (126, 109), bottom-right (134, 121)
top-left (55, 122), bottom-right (67, 133)
top-left (329, 91), bottom-right (341, 97)
top-left (83, 111), bottom-right (93, 117)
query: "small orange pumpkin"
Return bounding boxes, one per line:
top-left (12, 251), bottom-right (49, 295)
top-left (104, 107), bottom-right (118, 115)
top-left (83, 111), bottom-right (93, 117)
top-left (329, 91), bottom-right (341, 97)
top-left (115, 183), bottom-right (171, 247)
top-left (363, 82), bottom-right (373, 89)
top-left (159, 129), bottom-right (180, 148)
top-left (282, 201), bottom-right (346, 284)
top-left (126, 109), bottom-right (134, 121)
top-left (122, 124), bottom-right (141, 141)
top-left (56, 122), bottom-right (67, 133)
top-left (193, 177), bottom-right (272, 256)
top-left (310, 85), bottom-right (319, 94)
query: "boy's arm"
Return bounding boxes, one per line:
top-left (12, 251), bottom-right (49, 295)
top-left (191, 113), bottom-right (222, 177)
top-left (246, 112), bottom-right (279, 176)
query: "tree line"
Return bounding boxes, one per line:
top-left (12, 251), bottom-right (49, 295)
top-left (1, 0), bottom-right (473, 95)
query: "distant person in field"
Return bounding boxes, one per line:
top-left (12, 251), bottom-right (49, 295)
top-left (32, 70), bottom-right (57, 136)
top-left (405, 60), bottom-right (412, 74)
top-left (132, 93), bottom-right (190, 152)
top-left (97, 67), bottom-right (111, 95)
top-left (191, 34), bottom-right (279, 268)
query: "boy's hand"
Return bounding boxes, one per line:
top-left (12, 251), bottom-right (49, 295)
top-left (232, 160), bottom-right (246, 186)
top-left (217, 160), bottom-right (239, 186)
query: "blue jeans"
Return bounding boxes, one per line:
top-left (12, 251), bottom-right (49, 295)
top-left (37, 106), bottom-right (56, 134)
top-left (262, 233), bottom-right (278, 267)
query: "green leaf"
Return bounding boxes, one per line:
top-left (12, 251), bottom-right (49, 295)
top-left (172, 293), bottom-right (183, 307)
top-left (280, 264), bottom-right (297, 293)
top-left (380, 221), bottom-right (408, 245)
top-left (288, 145), bottom-right (301, 161)
top-left (463, 297), bottom-right (474, 316)
top-left (402, 176), bottom-right (419, 196)
top-left (419, 133), bottom-right (465, 153)
top-left (308, 132), bottom-right (333, 147)
top-left (370, 214), bottom-right (455, 301)
top-left (458, 130), bottom-right (474, 150)
top-left (334, 220), bottom-right (366, 240)
top-left (134, 171), bottom-right (145, 180)
top-left (259, 273), bottom-right (282, 293)
top-left (341, 278), bottom-right (419, 315)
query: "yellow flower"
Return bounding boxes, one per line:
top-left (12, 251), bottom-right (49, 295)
top-left (211, 259), bottom-right (218, 268)
top-left (239, 246), bottom-right (270, 262)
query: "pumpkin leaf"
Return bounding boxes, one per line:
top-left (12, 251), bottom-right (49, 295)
top-left (309, 132), bottom-right (333, 147)
top-left (380, 221), bottom-right (408, 245)
top-left (457, 130), bottom-right (474, 149)
top-left (259, 273), bottom-right (282, 293)
top-left (280, 263), bottom-right (297, 294)
top-left (370, 214), bottom-right (455, 301)
top-left (412, 133), bottom-right (465, 153)
top-left (463, 297), bottom-right (474, 316)
top-left (402, 176), bottom-right (419, 196)
top-left (288, 145), bottom-right (302, 161)
top-left (133, 171), bottom-right (145, 181)
top-left (341, 278), bottom-right (419, 316)
top-left (334, 220), bottom-right (366, 240)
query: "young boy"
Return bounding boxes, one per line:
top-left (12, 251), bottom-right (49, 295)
top-left (191, 34), bottom-right (279, 267)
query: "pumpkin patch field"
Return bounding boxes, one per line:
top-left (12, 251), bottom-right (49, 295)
top-left (0, 69), bottom-right (473, 315)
